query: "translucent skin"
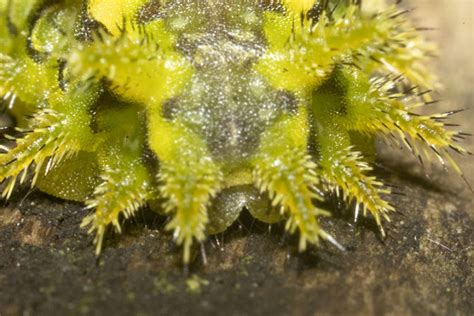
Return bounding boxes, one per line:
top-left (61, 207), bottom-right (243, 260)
top-left (0, 0), bottom-right (468, 262)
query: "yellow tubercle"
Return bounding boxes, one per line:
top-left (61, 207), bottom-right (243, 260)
top-left (68, 20), bottom-right (193, 106)
top-left (88, 0), bottom-right (148, 35)
top-left (282, 0), bottom-right (317, 15)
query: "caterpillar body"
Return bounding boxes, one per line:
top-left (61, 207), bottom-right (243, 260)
top-left (0, 0), bottom-right (469, 263)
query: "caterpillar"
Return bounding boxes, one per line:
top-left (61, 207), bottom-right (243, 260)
top-left (0, 0), bottom-right (470, 263)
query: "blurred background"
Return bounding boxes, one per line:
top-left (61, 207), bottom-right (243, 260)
top-left (413, 0), bottom-right (473, 183)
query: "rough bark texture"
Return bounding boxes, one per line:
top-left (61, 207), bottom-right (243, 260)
top-left (0, 1), bottom-right (472, 315)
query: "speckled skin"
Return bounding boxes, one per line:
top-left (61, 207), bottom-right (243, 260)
top-left (161, 1), bottom-right (294, 233)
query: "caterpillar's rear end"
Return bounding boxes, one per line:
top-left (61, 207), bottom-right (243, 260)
top-left (0, 0), bottom-right (469, 263)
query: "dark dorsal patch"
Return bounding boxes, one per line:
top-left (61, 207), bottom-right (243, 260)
top-left (154, 2), bottom-right (302, 166)
top-left (137, 0), bottom-right (165, 23)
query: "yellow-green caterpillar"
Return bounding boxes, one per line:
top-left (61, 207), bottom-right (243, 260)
top-left (0, 0), bottom-right (469, 263)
